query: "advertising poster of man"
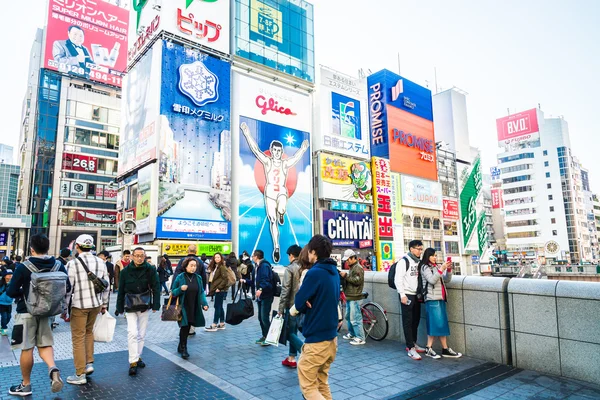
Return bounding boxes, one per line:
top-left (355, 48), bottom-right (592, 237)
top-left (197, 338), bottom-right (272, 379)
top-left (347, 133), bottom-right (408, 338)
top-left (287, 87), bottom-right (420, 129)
top-left (156, 41), bottom-right (231, 240)
top-left (238, 117), bottom-right (311, 264)
top-left (45, 0), bottom-right (129, 87)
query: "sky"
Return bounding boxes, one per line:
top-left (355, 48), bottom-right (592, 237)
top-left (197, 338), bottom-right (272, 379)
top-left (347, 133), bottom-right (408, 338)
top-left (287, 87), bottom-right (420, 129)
top-left (1, 0), bottom-right (599, 190)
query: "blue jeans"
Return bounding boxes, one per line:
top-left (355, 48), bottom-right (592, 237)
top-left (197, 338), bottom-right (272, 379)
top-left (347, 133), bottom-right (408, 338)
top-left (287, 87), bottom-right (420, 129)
top-left (213, 292), bottom-right (226, 324)
top-left (258, 297), bottom-right (273, 338)
top-left (346, 300), bottom-right (365, 341)
top-left (288, 314), bottom-right (304, 356)
top-left (0, 310), bottom-right (10, 329)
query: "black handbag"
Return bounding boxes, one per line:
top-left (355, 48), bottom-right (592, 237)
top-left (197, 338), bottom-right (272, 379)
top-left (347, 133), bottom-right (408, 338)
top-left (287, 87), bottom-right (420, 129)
top-left (225, 287), bottom-right (254, 325)
top-left (124, 268), bottom-right (153, 312)
top-left (278, 311), bottom-right (289, 346)
top-left (76, 256), bottom-right (108, 294)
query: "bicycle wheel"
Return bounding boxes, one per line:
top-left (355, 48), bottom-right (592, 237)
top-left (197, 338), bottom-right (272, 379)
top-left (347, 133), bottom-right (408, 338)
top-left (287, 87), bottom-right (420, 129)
top-left (337, 300), bottom-right (345, 332)
top-left (362, 302), bottom-right (388, 341)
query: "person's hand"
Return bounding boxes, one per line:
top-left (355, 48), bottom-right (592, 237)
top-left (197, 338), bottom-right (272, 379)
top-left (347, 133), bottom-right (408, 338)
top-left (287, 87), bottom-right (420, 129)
top-left (256, 289), bottom-right (262, 299)
top-left (401, 295), bottom-right (408, 305)
top-left (152, 310), bottom-right (157, 313)
top-left (306, 301), bottom-right (312, 309)
top-left (203, 306), bottom-right (209, 311)
top-left (76, 49), bottom-right (85, 63)
top-left (277, 312), bottom-right (283, 317)
top-left (240, 279), bottom-right (245, 283)
top-left (101, 306), bottom-right (107, 315)
top-left (301, 140), bottom-right (309, 151)
top-left (340, 271), bottom-right (348, 277)
top-left (441, 262), bottom-right (450, 271)
top-left (216, 289), bottom-right (220, 293)
top-left (181, 285), bottom-right (188, 291)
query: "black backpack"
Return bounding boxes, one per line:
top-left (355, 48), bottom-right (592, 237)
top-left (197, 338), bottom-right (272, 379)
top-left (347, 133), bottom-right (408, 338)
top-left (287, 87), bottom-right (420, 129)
top-left (271, 266), bottom-right (282, 297)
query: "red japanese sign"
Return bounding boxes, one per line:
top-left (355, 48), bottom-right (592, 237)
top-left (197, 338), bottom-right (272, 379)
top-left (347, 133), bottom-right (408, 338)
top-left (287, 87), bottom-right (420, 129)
top-left (45, 0), bottom-right (129, 88)
top-left (443, 199), bottom-right (459, 220)
top-left (496, 109), bottom-right (539, 143)
top-left (62, 153), bottom-right (98, 173)
top-left (491, 189), bottom-right (504, 209)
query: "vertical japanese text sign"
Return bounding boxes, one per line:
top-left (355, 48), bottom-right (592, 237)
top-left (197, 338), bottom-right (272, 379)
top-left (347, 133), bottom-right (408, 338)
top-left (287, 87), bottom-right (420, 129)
top-left (371, 157), bottom-right (394, 271)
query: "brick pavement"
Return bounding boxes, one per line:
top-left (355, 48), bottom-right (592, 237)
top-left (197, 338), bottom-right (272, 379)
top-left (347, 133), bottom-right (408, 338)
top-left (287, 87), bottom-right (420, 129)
top-left (1, 293), bottom-right (599, 399)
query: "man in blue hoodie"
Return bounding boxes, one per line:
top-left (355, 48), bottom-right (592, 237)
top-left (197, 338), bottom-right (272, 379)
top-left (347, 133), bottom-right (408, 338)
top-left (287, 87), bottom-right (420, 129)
top-left (253, 249), bottom-right (274, 346)
top-left (291, 234), bottom-right (340, 400)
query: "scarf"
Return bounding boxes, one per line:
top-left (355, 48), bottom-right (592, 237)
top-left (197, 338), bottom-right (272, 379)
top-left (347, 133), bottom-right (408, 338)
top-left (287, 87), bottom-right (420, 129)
top-left (407, 252), bottom-right (421, 263)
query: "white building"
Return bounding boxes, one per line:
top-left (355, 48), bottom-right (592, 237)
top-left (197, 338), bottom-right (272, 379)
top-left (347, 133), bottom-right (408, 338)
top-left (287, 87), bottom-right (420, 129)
top-left (0, 144), bottom-right (14, 165)
top-left (496, 110), bottom-right (593, 264)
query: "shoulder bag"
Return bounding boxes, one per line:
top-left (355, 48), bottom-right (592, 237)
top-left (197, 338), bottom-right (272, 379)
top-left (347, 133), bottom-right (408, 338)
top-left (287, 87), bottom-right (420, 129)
top-left (124, 268), bottom-right (153, 312)
top-left (161, 294), bottom-right (182, 322)
top-left (77, 256), bottom-right (109, 294)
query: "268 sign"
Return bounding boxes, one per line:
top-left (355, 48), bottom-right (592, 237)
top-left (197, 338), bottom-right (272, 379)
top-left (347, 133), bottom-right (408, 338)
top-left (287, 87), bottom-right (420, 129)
top-left (63, 153), bottom-right (98, 173)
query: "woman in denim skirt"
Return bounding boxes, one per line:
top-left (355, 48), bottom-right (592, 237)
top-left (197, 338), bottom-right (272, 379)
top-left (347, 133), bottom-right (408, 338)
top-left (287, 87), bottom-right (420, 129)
top-left (420, 248), bottom-right (462, 360)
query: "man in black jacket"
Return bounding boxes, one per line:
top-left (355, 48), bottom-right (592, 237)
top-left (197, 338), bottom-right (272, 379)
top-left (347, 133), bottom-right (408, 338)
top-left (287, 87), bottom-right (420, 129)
top-left (6, 234), bottom-right (70, 396)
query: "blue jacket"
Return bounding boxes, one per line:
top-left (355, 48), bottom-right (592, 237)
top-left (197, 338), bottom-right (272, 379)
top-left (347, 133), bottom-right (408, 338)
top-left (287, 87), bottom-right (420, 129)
top-left (0, 283), bottom-right (12, 306)
top-left (7, 256), bottom-right (70, 314)
top-left (255, 259), bottom-right (274, 300)
top-left (294, 258), bottom-right (340, 344)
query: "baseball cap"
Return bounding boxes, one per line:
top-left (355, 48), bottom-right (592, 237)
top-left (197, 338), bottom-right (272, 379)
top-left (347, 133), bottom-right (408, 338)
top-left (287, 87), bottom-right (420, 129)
top-left (75, 234), bottom-right (95, 249)
top-left (341, 249), bottom-right (357, 261)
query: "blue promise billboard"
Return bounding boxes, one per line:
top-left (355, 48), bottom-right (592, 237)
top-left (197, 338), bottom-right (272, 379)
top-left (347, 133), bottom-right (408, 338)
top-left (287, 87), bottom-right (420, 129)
top-left (233, 0), bottom-right (315, 82)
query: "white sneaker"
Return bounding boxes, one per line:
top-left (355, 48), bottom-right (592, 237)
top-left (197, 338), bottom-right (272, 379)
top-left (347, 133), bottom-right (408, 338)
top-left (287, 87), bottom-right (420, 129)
top-left (407, 348), bottom-right (422, 360)
top-left (85, 363), bottom-right (94, 376)
top-left (350, 338), bottom-right (366, 346)
top-left (66, 373), bottom-right (87, 385)
top-left (414, 343), bottom-right (427, 354)
top-left (342, 333), bottom-right (355, 340)
top-left (425, 347), bottom-right (442, 359)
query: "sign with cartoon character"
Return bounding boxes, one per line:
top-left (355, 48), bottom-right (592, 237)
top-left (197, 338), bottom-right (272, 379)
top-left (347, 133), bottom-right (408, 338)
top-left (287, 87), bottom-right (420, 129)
top-left (318, 153), bottom-right (373, 204)
top-left (238, 117), bottom-right (311, 264)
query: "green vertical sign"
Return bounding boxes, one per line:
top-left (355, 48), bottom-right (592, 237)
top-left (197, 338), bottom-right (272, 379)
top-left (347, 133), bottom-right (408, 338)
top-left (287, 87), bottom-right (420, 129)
top-left (460, 157), bottom-right (482, 248)
top-left (477, 212), bottom-right (487, 256)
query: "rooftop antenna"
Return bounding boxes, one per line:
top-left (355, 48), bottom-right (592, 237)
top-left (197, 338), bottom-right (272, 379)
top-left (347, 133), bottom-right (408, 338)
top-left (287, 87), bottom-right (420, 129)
top-left (397, 52), bottom-right (401, 75)
top-left (538, 103), bottom-right (541, 110)
top-left (434, 67), bottom-right (438, 94)
top-left (507, 107), bottom-right (510, 116)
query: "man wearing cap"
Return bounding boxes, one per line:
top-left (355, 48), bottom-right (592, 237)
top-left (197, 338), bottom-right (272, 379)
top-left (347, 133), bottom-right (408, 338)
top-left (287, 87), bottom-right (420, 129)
top-left (340, 249), bottom-right (366, 346)
top-left (64, 234), bottom-right (110, 385)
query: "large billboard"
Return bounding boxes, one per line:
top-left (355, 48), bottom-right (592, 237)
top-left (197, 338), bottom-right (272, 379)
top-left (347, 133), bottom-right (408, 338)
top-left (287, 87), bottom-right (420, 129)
top-left (233, 72), bottom-right (312, 264)
top-left (443, 199), bottom-right (459, 220)
top-left (322, 211), bottom-right (373, 249)
top-left (156, 41), bottom-right (231, 240)
top-left (460, 157), bottom-right (482, 248)
top-left (400, 175), bottom-right (442, 210)
top-left (128, 0), bottom-right (229, 63)
top-left (45, 0), bottom-right (129, 87)
top-left (317, 153), bottom-right (372, 204)
top-left (496, 108), bottom-right (540, 146)
top-left (371, 157), bottom-right (394, 271)
top-left (315, 68), bottom-right (370, 158)
top-left (233, 0), bottom-right (315, 82)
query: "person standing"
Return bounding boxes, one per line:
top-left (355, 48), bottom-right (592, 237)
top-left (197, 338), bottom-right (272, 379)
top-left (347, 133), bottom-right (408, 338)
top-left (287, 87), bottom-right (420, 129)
top-left (6, 234), bottom-right (69, 396)
top-left (226, 252), bottom-right (240, 300)
top-left (290, 235), bottom-right (340, 400)
top-left (115, 247), bottom-right (160, 376)
top-left (420, 248), bottom-right (462, 359)
top-left (205, 253), bottom-right (228, 332)
top-left (278, 245), bottom-right (303, 367)
top-left (239, 251), bottom-right (254, 299)
top-left (395, 240), bottom-right (426, 360)
top-left (0, 270), bottom-right (13, 336)
top-left (98, 251), bottom-right (114, 292)
top-left (158, 256), bottom-right (172, 295)
top-left (340, 249), bottom-right (366, 346)
top-left (171, 257), bottom-right (209, 359)
top-left (64, 235), bottom-right (110, 385)
top-left (253, 250), bottom-right (274, 346)
top-left (113, 250), bottom-right (131, 293)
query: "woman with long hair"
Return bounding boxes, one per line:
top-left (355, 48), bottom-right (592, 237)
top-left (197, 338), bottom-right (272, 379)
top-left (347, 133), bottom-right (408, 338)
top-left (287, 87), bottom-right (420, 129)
top-left (419, 248), bottom-right (462, 359)
top-left (205, 252), bottom-right (228, 332)
top-left (157, 256), bottom-right (171, 295)
top-left (171, 257), bottom-right (209, 359)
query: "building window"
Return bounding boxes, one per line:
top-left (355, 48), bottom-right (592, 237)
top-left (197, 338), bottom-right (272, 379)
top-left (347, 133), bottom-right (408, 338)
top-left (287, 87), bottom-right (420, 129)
top-left (444, 241), bottom-right (459, 255)
top-left (434, 241), bottom-right (442, 252)
top-left (444, 221), bottom-right (458, 236)
top-left (544, 161), bottom-right (549, 167)
top-left (547, 183), bottom-right (552, 189)
top-left (413, 217), bottom-right (421, 229)
top-left (543, 150), bottom-right (548, 156)
top-left (553, 230), bottom-right (558, 236)
top-left (550, 206), bottom-right (555, 212)
top-left (423, 218), bottom-right (431, 229)
top-left (551, 218), bottom-right (556, 224)
top-left (403, 215), bottom-right (412, 226)
top-left (546, 172), bottom-right (550, 178)
top-left (433, 219), bottom-right (441, 230)
top-left (548, 195), bottom-right (553, 200)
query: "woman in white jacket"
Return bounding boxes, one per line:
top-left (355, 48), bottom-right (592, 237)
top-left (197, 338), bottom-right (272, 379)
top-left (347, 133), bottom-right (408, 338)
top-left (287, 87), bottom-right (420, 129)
top-left (420, 248), bottom-right (462, 360)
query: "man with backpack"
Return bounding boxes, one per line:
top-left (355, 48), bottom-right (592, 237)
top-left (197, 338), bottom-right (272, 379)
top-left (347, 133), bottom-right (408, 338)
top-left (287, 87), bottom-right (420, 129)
top-left (6, 234), bottom-right (70, 396)
top-left (393, 239), bottom-right (426, 360)
top-left (64, 235), bottom-right (110, 385)
top-left (253, 249), bottom-right (274, 346)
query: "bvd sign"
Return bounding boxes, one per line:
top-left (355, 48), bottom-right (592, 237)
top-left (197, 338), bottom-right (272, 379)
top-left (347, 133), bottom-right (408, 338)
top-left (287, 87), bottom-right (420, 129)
top-left (496, 108), bottom-right (539, 146)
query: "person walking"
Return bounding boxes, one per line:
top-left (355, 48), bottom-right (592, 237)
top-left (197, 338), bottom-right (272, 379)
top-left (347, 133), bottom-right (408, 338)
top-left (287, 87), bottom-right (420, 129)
top-left (205, 252), bottom-right (228, 332)
top-left (113, 250), bottom-right (131, 293)
top-left (395, 239), bottom-right (426, 360)
top-left (64, 235), bottom-right (110, 385)
top-left (98, 251), bottom-right (114, 292)
top-left (420, 248), bottom-right (462, 359)
top-left (171, 257), bottom-right (209, 359)
top-left (278, 245), bottom-right (303, 368)
top-left (57, 248), bottom-right (71, 267)
top-left (0, 270), bottom-right (13, 336)
top-left (340, 249), bottom-right (366, 346)
top-left (239, 251), bottom-right (255, 299)
top-left (226, 252), bottom-right (240, 300)
top-left (6, 234), bottom-right (69, 396)
top-left (290, 235), bottom-right (340, 400)
top-left (115, 247), bottom-right (161, 376)
top-left (253, 250), bottom-right (274, 346)
top-left (158, 256), bottom-right (171, 295)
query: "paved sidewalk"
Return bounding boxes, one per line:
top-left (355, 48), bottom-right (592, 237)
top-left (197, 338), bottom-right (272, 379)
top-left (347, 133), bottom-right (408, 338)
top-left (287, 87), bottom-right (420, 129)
top-left (1, 293), bottom-right (599, 399)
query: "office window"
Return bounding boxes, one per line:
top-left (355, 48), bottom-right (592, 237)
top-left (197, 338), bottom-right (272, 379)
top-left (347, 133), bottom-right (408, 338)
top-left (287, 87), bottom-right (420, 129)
top-left (423, 218), bottom-right (431, 229)
top-left (547, 183), bottom-right (552, 189)
top-left (543, 150), bottom-right (548, 156)
top-left (548, 195), bottom-right (553, 200)
top-left (413, 217), bottom-right (421, 229)
top-left (544, 161), bottom-right (549, 167)
top-left (552, 230), bottom-right (558, 236)
top-left (550, 206), bottom-right (555, 212)
top-left (434, 241), bottom-right (442, 252)
top-left (551, 218), bottom-right (556, 224)
top-left (546, 172), bottom-right (550, 178)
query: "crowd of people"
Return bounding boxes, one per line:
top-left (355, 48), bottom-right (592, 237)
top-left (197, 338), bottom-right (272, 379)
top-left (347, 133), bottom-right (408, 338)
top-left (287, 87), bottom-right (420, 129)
top-left (0, 233), bottom-right (460, 399)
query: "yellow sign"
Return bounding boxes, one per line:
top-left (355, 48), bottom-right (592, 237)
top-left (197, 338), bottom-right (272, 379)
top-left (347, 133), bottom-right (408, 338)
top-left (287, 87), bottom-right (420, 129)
top-left (250, 0), bottom-right (283, 43)
top-left (161, 242), bottom-right (232, 257)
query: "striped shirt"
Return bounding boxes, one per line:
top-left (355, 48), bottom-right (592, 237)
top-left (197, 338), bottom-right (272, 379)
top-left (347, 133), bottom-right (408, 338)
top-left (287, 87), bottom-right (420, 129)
top-left (66, 252), bottom-right (110, 309)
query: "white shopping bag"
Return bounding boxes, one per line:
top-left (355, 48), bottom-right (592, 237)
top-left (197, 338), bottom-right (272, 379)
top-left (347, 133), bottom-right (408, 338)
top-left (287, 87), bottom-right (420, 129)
top-left (93, 312), bottom-right (116, 343)
top-left (264, 316), bottom-right (284, 346)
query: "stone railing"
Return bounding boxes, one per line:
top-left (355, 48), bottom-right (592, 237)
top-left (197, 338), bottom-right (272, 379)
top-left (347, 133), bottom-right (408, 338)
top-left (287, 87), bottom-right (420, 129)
top-left (362, 271), bottom-right (599, 385)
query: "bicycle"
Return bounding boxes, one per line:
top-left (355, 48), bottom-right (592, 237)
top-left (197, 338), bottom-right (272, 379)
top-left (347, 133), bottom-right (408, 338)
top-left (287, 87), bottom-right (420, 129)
top-left (338, 291), bottom-right (389, 341)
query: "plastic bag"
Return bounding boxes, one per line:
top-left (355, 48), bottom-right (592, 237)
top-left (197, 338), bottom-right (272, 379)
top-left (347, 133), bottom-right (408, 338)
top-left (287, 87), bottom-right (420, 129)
top-left (265, 315), bottom-right (284, 346)
top-left (93, 312), bottom-right (116, 342)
